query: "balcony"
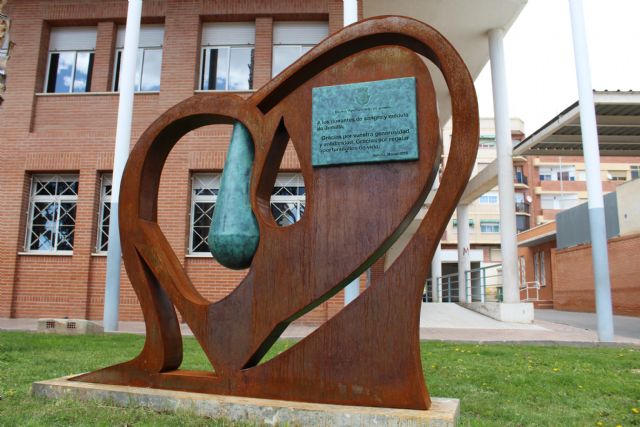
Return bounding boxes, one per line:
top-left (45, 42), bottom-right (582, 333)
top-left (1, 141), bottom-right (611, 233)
top-left (515, 202), bottom-right (530, 214)
top-left (514, 172), bottom-right (528, 188)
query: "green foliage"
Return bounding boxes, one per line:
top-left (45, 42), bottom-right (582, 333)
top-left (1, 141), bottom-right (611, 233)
top-left (0, 332), bottom-right (638, 426)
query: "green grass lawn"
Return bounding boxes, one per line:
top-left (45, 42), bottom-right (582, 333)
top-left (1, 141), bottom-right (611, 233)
top-left (0, 331), bottom-right (639, 426)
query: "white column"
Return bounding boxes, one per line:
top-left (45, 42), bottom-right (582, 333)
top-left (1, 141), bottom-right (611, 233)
top-left (343, 0), bottom-right (360, 306)
top-left (103, 0), bottom-right (142, 332)
top-left (568, 0), bottom-right (614, 342)
top-left (488, 28), bottom-right (519, 304)
top-left (431, 242), bottom-right (442, 302)
top-left (456, 204), bottom-right (471, 303)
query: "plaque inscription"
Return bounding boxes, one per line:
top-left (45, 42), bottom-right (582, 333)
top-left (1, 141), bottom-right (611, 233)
top-left (311, 77), bottom-right (418, 167)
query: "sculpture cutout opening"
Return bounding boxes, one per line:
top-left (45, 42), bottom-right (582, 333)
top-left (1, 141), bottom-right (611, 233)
top-left (73, 16), bottom-right (479, 410)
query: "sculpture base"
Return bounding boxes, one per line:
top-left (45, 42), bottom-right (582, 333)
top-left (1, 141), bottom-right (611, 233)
top-left (32, 376), bottom-right (460, 426)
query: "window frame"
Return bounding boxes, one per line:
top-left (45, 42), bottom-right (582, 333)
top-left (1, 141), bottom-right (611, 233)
top-left (112, 46), bottom-right (163, 92)
top-left (479, 192), bottom-right (499, 204)
top-left (270, 173), bottom-right (306, 227)
top-left (271, 44), bottom-right (313, 77)
top-left (199, 45), bottom-right (255, 91)
top-left (44, 49), bottom-right (95, 93)
top-left (96, 174), bottom-right (112, 253)
top-left (480, 220), bottom-right (500, 233)
top-left (24, 174), bottom-right (79, 254)
top-left (189, 173), bottom-right (221, 255)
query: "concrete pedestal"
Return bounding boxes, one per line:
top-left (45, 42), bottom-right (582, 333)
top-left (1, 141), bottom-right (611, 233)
top-left (32, 376), bottom-right (460, 426)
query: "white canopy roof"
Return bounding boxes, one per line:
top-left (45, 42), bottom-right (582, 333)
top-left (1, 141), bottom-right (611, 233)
top-left (363, 0), bottom-right (527, 126)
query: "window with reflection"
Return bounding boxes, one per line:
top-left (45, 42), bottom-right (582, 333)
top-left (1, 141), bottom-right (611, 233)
top-left (189, 173), bottom-right (221, 254)
top-left (270, 173), bottom-right (305, 227)
top-left (25, 174), bottom-right (79, 252)
top-left (96, 174), bottom-right (112, 253)
top-left (272, 22), bottom-right (328, 77)
top-left (45, 27), bottom-right (96, 93)
top-left (189, 171), bottom-right (305, 255)
top-left (112, 25), bottom-right (164, 92)
top-left (200, 23), bottom-right (254, 91)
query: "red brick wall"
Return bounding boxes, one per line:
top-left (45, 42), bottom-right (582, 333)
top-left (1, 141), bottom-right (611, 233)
top-left (552, 233), bottom-right (640, 316)
top-left (0, 0), bottom-right (384, 327)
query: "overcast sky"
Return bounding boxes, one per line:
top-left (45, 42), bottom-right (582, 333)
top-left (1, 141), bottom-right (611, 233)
top-left (474, 0), bottom-right (640, 135)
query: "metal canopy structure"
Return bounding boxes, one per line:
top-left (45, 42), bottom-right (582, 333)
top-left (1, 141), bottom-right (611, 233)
top-left (514, 91), bottom-right (640, 156)
top-left (461, 91), bottom-right (640, 205)
top-left (363, 0), bottom-right (527, 126)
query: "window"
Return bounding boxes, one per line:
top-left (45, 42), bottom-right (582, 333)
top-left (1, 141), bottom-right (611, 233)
top-left (607, 170), bottom-right (627, 181)
top-left (479, 192), bottom-right (498, 204)
top-left (270, 173), bottom-right (306, 226)
top-left (539, 251), bottom-right (546, 287)
top-left (518, 256), bottom-right (526, 288)
top-left (479, 136), bottom-right (495, 148)
top-left (480, 220), bottom-right (500, 233)
top-left (540, 193), bottom-right (580, 210)
top-left (189, 173), bottom-right (221, 254)
top-left (200, 23), bottom-right (254, 91)
top-left (96, 174), bottom-right (112, 252)
top-left (45, 27), bottom-right (96, 93)
top-left (189, 172), bottom-right (306, 254)
top-left (539, 166), bottom-right (576, 182)
top-left (113, 25), bottom-right (164, 92)
top-left (631, 165), bottom-right (640, 180)
top-left (25, 174), bottom-right (79, 253)
top-left (272, 22), bottom-right (328, 77)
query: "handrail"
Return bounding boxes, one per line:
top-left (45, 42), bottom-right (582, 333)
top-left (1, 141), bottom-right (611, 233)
top-left (520, 281), bottom-right (540, 301)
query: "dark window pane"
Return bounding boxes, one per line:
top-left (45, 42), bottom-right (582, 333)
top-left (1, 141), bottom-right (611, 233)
top-left (113, 51), bottom-right (122, 91)
top-left (214, 48), bottom-right (228, 90)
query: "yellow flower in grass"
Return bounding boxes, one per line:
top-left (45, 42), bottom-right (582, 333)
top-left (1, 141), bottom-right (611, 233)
top-left (552, 367), bottom-right (560, 372)
top-left (632, 407), bottom-right (639, 414)
top-left (596, 421), bottom-right (603, 426)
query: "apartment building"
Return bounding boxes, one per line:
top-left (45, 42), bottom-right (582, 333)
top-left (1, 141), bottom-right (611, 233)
top-left (438, 118), bottom-right (528, 276)
top-left (524, 155), bottom-right (640, 226)
top-left (0, 0), bottom-right (349, 323)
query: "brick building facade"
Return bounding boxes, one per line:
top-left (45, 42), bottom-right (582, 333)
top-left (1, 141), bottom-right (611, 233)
top-left (0, 0), bottom-right (370, 324)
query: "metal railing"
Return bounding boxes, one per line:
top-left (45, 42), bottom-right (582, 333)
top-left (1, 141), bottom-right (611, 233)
top-left (426, 264), bottom-right (541, 304)
top-left (464, 264), bottom-right (503, 302)
top-left (424, 273), bottom-right (460, 302)
top-left (514, 173), bottom-right (528, 185)
top-left (520, 281), bottom-right (540, 301)
top-left (515, 201), bottom-right (530, 214)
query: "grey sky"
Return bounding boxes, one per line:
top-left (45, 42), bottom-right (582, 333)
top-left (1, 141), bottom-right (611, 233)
top-left (475, 0), bottom-right (640, 135)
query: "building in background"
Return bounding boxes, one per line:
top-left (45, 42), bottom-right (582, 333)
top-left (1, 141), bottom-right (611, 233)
top-left (435, 118), bottom-right (527, 288)
top-left (518, 178), bottom-right (640, 315)
top-left (0, 0), bottom-right (346, 323)
top-left (524, 154), bottom-right (640, 226)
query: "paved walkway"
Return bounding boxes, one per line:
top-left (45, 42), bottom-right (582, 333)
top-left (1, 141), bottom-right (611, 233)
top-left (534, 309), bottom-right (640, 340)
top-left (2, 305), bottom-right (639, 346)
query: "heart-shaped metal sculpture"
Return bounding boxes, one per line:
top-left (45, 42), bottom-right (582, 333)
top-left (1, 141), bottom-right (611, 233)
top-left (74, 16), bottom-right (479, 410)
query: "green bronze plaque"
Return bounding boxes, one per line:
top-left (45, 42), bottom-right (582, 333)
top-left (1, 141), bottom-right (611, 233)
top-left (311, 77), bottom-right (418, 167)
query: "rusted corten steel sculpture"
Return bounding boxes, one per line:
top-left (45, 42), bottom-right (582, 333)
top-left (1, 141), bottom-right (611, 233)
top-left (73, 16), bottom-right (479, 410)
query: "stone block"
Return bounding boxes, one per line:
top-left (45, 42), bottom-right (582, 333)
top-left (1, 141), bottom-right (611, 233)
top-left (36, 319), bottom-right (103, 335)
top-left (32, 376), bottom-right (460, 426)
